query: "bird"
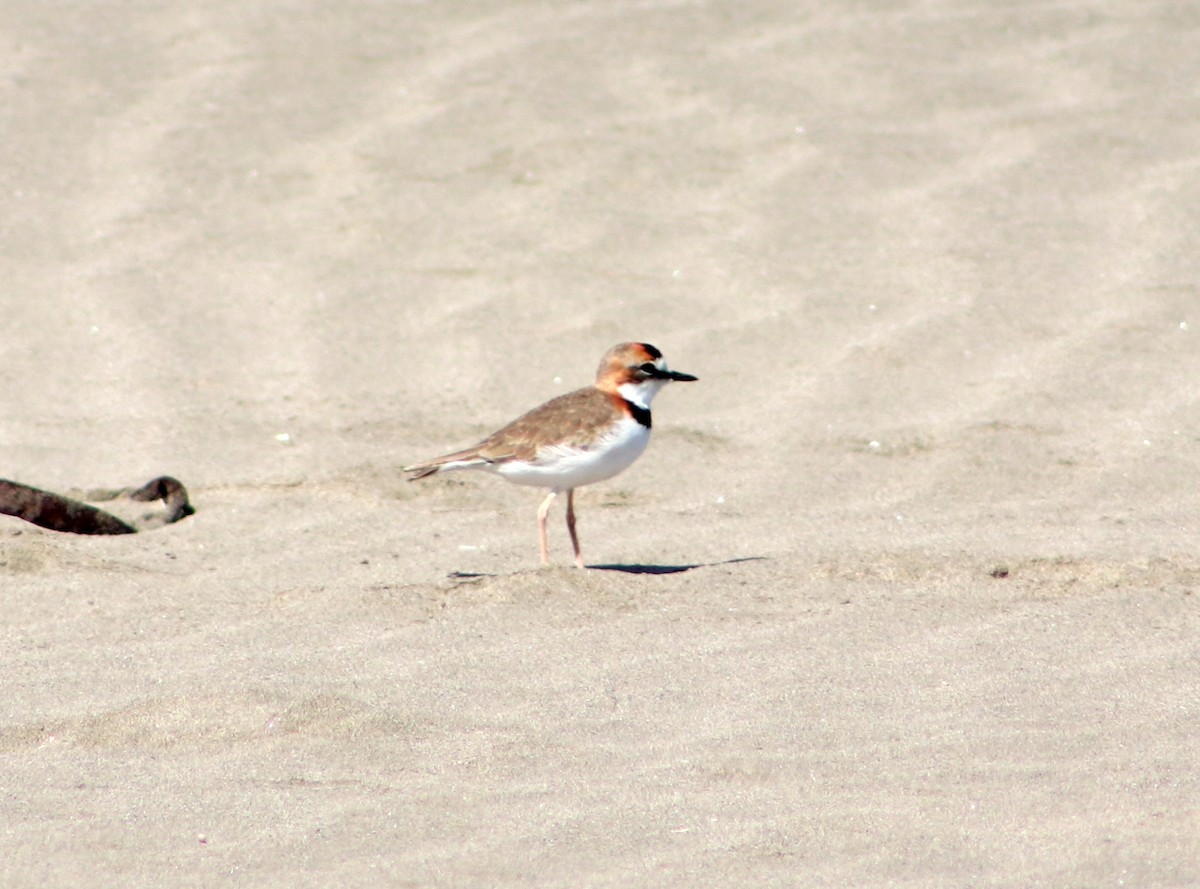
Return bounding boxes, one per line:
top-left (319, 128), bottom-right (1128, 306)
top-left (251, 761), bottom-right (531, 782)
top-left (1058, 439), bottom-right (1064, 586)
top-left (404, 342), bottom-right (697, 568)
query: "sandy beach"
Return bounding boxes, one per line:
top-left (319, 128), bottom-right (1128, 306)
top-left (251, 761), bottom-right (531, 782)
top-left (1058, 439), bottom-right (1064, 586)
top-left (2, 1), bottom-right (1198, 885)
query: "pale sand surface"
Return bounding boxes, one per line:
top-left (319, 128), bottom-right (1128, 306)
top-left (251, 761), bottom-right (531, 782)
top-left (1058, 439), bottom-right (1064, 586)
top-left (3, 1), bottom-right (1199, 885)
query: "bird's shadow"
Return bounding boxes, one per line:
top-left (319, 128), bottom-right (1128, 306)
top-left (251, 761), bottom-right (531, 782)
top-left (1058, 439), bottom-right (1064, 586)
top-left (587, 556), bottom-right (767, 575)
top-left (446, 557), bottom-right (766, 581)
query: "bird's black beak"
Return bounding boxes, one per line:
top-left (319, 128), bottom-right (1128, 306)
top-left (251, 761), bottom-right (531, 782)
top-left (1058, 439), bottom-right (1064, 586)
top-left (662, 369), bottom-right (698, 382)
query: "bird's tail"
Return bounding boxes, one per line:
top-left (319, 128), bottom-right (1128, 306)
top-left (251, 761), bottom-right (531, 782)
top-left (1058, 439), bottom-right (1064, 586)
top-left (403, 447), bottom-right (492, 480)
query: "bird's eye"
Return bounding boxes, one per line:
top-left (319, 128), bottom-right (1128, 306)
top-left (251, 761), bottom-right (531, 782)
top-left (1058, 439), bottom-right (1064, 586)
top-left (639, 363), bottom-right (657, 373)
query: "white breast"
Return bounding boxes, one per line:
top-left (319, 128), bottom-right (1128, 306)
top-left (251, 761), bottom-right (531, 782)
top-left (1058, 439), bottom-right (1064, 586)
top-left (496, 416), bottom-right (650, 491)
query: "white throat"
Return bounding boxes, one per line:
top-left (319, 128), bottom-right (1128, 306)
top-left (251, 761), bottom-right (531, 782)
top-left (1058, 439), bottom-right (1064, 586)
top-left (617, 379), bottom-right (667, 409)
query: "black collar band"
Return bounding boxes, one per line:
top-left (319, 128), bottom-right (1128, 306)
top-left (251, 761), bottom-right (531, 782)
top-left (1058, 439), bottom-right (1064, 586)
top-left (625, 400), bottom-right (652, 428)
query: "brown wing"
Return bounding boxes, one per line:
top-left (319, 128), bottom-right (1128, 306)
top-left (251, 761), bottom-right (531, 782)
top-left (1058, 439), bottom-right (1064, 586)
top-left (475, 386), bottom-right (622, 462)
top-left (404, 387), bottom-right (621, 478)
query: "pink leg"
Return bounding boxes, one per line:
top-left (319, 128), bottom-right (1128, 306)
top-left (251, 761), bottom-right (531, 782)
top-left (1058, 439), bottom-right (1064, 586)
top-left (566, 489), bottom-right (584, 569)
top-left (536, 491), bottom-right (558, 565)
